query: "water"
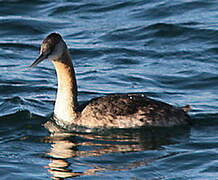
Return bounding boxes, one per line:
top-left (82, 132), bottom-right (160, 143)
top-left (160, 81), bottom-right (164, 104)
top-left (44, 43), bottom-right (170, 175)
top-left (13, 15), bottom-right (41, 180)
top-left (0, 0), bottom-right (218, 179)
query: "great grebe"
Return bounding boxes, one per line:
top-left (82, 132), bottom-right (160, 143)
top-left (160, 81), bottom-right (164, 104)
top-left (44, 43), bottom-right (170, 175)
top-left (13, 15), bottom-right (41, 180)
top-left (31, 33), bottom-right (191, 129)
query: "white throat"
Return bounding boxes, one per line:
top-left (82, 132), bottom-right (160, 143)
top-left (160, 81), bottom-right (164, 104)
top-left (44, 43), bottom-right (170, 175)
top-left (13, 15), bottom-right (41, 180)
top-left (52, 51), bottom-right (78, 125)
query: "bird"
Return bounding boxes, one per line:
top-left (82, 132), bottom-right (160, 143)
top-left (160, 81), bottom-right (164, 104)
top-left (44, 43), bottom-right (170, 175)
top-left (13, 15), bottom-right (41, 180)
top-left (30, 33), bottom-right (191, 129)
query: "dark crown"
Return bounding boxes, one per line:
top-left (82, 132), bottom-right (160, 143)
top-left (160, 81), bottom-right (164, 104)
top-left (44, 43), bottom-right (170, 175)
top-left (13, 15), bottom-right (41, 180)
top-left (43, 33), bottom-right (62, 45)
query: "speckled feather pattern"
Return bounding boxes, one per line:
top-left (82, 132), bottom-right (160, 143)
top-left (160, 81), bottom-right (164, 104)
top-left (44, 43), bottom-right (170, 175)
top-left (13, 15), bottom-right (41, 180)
top-left (76, 94), bottom-right (191, 128)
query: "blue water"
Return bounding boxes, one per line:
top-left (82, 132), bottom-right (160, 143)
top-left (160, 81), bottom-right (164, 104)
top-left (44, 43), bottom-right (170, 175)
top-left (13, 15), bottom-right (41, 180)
top-left (0, 0), bottom-right (218, 179)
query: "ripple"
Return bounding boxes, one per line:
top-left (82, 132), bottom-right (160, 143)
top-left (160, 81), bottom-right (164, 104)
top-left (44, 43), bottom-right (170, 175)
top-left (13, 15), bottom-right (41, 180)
top-left (0, 16), bottom-right (69, 36)
top-left (49, 2), bottom-right (100, 15)
top-left (0, 0), bottom-right (218, 179)
top-left (100, 25), bottom-right (151, 42)
top-left (131, 1), bottom-right (214, 20)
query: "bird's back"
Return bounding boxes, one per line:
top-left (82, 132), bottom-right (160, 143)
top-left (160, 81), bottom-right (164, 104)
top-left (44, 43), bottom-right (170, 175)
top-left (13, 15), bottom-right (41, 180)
top-left (76, 94), bottom-right (191, 128)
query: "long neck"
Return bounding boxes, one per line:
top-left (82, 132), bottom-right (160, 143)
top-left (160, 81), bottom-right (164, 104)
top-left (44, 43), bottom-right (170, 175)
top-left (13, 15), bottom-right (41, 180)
top-left (52, 51), bottom-right (78, 125)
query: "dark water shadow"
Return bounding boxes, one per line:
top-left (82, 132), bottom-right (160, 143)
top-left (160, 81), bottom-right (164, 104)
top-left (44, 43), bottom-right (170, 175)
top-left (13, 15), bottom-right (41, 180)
top-left (191, 113), bottom-right (218, 127)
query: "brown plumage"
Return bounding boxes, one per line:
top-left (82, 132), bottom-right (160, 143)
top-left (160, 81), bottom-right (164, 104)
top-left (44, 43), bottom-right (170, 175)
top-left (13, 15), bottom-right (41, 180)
top-left (31, 33), bottom-right (191, 129)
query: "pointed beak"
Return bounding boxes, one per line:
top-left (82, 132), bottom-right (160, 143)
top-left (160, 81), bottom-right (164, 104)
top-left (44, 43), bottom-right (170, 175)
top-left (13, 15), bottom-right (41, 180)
top-left (30, 53), bottom-right (47, 67)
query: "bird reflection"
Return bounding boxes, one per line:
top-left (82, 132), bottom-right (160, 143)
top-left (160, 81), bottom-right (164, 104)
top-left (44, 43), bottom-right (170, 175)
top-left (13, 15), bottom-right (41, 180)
top-left (42, 120), bottom-right (190, 179)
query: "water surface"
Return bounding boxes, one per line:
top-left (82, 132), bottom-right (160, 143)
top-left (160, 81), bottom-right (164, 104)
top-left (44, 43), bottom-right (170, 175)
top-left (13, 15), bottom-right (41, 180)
top-left (0, 0), bottom-right (218, 179)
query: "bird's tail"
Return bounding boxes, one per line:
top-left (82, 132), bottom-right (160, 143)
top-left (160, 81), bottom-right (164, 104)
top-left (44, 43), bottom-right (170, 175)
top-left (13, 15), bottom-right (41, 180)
top-left (182, 105), bottom-right (192, 112)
